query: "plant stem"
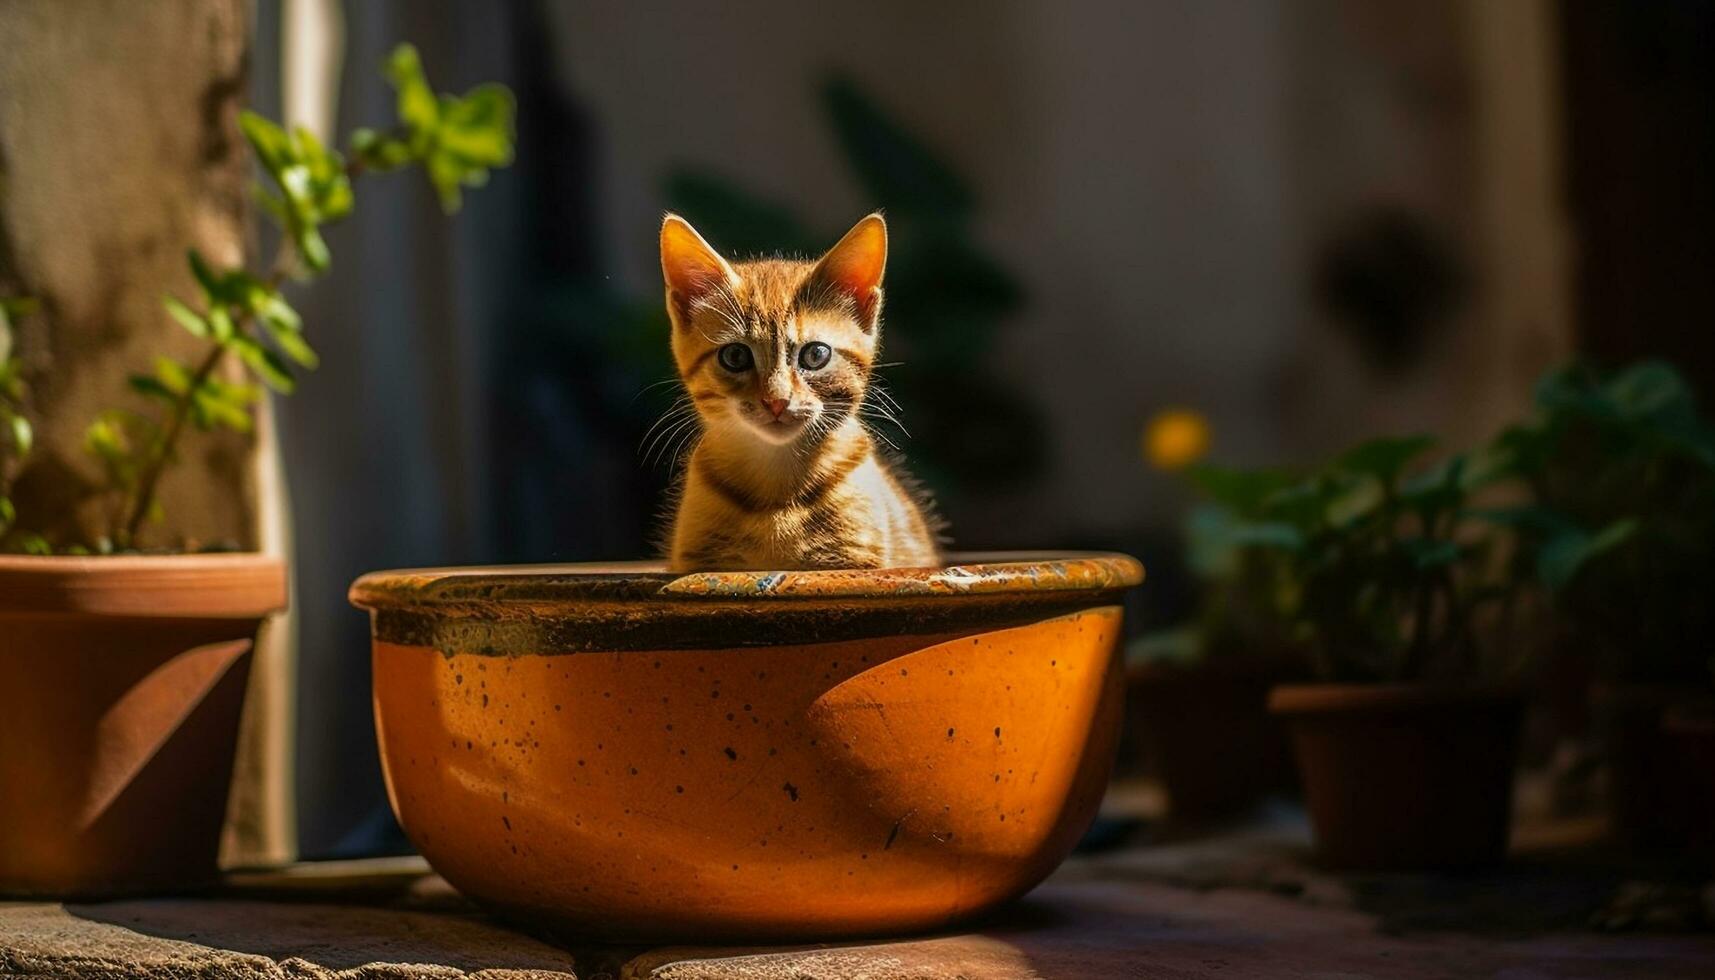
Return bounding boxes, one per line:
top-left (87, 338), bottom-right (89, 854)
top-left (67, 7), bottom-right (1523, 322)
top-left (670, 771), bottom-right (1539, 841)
top-left (118, 153), bottom-right (372, 549)
top-left (120, 342), bottom-right (227, 547)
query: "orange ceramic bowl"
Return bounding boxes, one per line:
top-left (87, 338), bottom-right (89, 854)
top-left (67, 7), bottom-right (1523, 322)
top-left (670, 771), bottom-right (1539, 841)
top-left (350, 552), bottom-right (1141, 942)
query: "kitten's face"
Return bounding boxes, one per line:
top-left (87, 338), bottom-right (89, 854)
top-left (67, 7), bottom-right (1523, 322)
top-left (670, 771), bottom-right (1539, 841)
top-left (661, 214), bottom-right (886, 448)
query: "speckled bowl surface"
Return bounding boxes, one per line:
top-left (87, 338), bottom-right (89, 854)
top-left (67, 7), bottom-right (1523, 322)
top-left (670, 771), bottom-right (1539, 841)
top-left (350, 552), bottom-right (1141, 942)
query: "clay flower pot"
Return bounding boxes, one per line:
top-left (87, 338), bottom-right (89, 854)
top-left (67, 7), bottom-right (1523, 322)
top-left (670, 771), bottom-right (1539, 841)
top-left (1594, 684), bottom-right (1715, 850)
top-left (350, 552), bottom-right (1141, 942)
top-left (1662, 703), bottom-right (1715, 858)
top-left (1268, 684), bottom-right (1523, 871)
top-left (0, 554), bottom-right (286, 897)
top-left (1124, 657), bottom-right (1300, 823)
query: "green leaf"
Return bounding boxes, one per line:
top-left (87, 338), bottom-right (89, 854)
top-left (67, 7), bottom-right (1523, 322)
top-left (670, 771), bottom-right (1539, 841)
top-left (7, 413), bottom-right (29, 455)
top-left (1337, 434), bottom-right (1436, 484)
top-left (439, 84), bottom-right (517, 168)
top-left (0, 296), bottom-right (39, 319)
top-left (127, 374), bottom-right (178, 406)
top-left (163, 294), bottom-right (210, 338)
top-left (385, 44), bottom-right (440, 138)
top-left (240, 111), bottom-right (293, 173)
top-left (351, 128), bottom-right (414, 171)
top-left (1464, 505), bottom-right (1571, 534)
top-left (426, 152), bottom-right (467, 213)
top-left (192, 384), bottom-right (255, 433)
top-left (233, 337), bottom-right (295, 393)
top-left (189, 250), bottom-right (233, 308)
top-left (1187, 464), bottom-right (1296, 515)
top-left (1606, 360), bottom-right (1696, 424)
top-left (84, 414), bottom-right (134, 466)
top-left (293, 223), bottom-right (332, 273)
top-left (153, 356), bottom-right (194, 395)
top-left (209, 305), bottom-right (238, 342)
top-left (1326, 477), bottom-right (1384, 528)
top-left (1399, 453), bottom-right (1468, 514)
top-left (250, 286), bottom-right (304, 335)
top-left (1402, 537), bottom-right (1461, 569)
top-left (259, 315), bottom-right (319, 368)
top-left (1538, 518), bottom-right (1638, 591)
top-left (0, 495), bottom-right (14, 528)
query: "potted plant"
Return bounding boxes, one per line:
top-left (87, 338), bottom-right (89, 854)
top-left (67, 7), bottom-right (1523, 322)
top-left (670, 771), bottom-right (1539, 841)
top-left (1122, 410), bottom-right (1304, 823)
top-left (1214, 435), bottom-right (1533, 870)
top-left (0, 46), bottom-right (514, 896)
top-left (1492, 361), bottom-right (1715, 847)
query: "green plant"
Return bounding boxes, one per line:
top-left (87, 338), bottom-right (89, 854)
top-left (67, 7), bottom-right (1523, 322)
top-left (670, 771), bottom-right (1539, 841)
top-left (0, 297), bottom-right (40, 551)
top-left (1189, 436), bottom-right (1523, 683)
top-left (8, 44), bottom-right (513, 554)
top-left (1485, 361), bottom-right (1715, 681)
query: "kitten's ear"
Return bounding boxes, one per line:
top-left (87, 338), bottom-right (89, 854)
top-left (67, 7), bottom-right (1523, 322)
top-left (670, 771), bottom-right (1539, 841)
top-left (661, 214), bottom-right (738, 327)
top-left (807, 212), bottom-right (887, 331)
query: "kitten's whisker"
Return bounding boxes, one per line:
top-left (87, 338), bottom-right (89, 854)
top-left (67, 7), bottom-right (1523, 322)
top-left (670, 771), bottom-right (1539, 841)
top-left (630, 377), bottom-right (682, 406)
top-left (639, 401), bottom-right (696, 460)
top-left (865, 423), bottom-right (902, 452)
top-left (649, 416), bottom-right (701, 469)
top-left (859, 403), bottom-right (912, 439)
top-left (641, 406), bottom-right (699, 463)
top-left (638, 397), bottom-right (694, 454)
top-left (663, 424), bottom-right (701, 469)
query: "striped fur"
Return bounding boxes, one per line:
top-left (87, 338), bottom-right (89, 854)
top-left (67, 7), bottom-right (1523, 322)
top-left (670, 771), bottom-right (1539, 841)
top-left (658, 213), bottom-right (943, 571)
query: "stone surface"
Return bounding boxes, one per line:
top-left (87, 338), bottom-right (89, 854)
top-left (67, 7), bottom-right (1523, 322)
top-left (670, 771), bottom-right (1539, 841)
top-left (0, 898), bottom-right (580, 979)
top-left (3, 826), bottom-right (1714, 980)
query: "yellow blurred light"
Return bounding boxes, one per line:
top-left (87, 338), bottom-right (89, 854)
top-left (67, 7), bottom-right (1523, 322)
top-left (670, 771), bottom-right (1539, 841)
top-left (1144, 409), bottom-right (1211, 471)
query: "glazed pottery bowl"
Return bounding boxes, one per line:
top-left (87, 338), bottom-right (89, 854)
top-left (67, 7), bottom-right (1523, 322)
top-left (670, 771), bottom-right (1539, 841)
top-left (350, 552), bottom-right (1141, 942)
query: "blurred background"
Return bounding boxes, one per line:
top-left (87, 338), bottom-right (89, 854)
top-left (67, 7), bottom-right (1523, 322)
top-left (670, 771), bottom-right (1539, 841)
top-left (177, 0), bottom-right (1713, 857)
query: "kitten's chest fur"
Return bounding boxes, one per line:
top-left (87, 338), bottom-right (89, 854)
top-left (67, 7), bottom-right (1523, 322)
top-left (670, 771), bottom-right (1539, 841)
top-left (669, 424), bottom-right (941, 571)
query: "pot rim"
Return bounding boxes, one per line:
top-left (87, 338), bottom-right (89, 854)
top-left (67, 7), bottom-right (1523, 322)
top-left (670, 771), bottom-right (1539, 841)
top-left (0, 553), bottom-right (287, 619)
top-left (1268, 682), bottom-right (1523, 716)
top-left (350, 551), bottom-right (1142, 613)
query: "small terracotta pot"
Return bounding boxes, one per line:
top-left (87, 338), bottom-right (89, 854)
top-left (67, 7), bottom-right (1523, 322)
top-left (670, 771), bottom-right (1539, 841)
top-left (1593, 684), bottom-right (1715, 850)
top-left (351, 553), bottom-right (1142, 942)
top-left (1268, 684), bottom-right (1523, 871)
top-left (1662, 703), bottom-right (1715, 857)
top-left (1124, 658), bottom-right (1299, 822)
top-left (0, 554), bottom-right (286, 896)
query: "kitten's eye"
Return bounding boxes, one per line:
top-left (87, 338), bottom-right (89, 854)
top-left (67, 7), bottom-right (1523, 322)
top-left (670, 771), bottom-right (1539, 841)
top-left (798, 342), bottom-right (832, 371)
top-left (717, 343), bottom-right (753, 372)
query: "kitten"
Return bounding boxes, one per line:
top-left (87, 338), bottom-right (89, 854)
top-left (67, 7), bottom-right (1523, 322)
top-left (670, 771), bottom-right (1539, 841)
top-left (658, 212), bottom-right (943, 572)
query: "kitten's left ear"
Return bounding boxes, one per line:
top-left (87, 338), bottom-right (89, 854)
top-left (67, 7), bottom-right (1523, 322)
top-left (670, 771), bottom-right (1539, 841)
top-left (661, 213), bottom-right (739, 329)
top-left (807, 212), bottom-right (887, 331)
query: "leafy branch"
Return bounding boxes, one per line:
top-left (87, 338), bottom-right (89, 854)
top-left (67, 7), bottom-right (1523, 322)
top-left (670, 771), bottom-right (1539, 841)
top-left (0, 297), bottom-right (41, 550)
top-left (81, 44), bottom-right (514, 551)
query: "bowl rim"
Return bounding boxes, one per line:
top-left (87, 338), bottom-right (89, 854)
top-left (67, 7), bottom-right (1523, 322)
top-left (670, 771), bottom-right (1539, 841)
top-left (350, 551), bottom-right (1142, 612)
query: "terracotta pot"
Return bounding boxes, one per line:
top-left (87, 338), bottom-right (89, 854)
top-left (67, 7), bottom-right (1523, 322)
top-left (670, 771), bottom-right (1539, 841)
top-left (1593, 684), bottom-right (1715, 849)
top-left (1268, 684), bottom-right (1523, 871)
top-left (0, 554), bottom-right (286, 897)
top-left (1662, 703), bottom-right (1715, 857)
top-left (1124, 658), bottom-right (1299, 822)
top-left (351, 552), bottom-right (1142, 942)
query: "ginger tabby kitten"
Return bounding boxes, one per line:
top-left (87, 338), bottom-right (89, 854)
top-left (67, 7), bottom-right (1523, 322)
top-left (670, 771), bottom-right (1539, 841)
top-left (659, 212), bottom-right (942, 571)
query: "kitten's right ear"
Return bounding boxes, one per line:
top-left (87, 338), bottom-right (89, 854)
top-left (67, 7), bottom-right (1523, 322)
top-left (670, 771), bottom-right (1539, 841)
top-left (661, 214), bottom-right (738, 328)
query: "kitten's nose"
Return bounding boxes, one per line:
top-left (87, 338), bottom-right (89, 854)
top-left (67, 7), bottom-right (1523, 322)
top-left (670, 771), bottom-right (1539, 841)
top-left (762, 398), bottom-right (789, 420)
